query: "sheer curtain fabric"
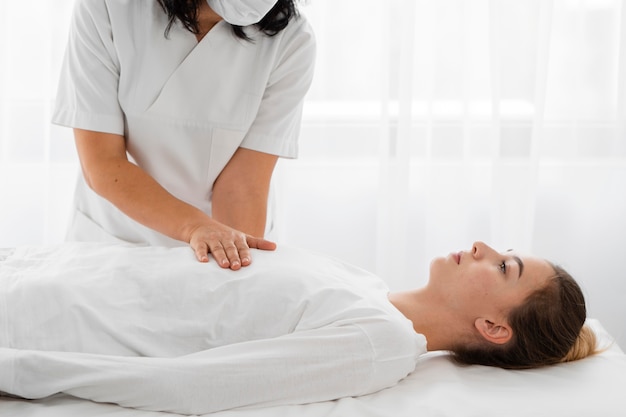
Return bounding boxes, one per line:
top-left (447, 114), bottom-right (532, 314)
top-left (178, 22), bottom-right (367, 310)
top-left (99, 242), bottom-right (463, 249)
top-left (1, 0), bottom-right (625, 345)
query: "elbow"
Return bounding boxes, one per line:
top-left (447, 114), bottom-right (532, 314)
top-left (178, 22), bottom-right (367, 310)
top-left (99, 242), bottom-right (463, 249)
top-left (80, 166), bottom-right (97, 191)
top-left (79, 164), bottom-right (104, 195)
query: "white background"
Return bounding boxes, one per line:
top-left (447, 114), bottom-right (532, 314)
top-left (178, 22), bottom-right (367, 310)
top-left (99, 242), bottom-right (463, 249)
top-left (1, 0), bottom-right (625, 348)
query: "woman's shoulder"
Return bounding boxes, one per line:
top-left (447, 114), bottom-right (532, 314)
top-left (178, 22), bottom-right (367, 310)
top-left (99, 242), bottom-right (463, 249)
top-left (281, 14), bottom-right (316, 45)
top-left (70, 0), bottom-right (108, 21)
top-left (248, 13), bottom-right (315, 51)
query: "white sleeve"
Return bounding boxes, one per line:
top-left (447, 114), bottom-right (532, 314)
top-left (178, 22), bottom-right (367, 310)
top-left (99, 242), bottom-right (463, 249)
top-left (1, 324), bottom-right (414, 415)
top-left (52, 0), bottom-right (125, 134)
top-left (240, 18), bottom-right (316, 159)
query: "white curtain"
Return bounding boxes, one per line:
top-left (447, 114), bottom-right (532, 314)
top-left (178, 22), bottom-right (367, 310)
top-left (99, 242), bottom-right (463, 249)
top-left (0, 0), bottom-right (77, 246)
top-left (1, 1), bottom-right (625, 343)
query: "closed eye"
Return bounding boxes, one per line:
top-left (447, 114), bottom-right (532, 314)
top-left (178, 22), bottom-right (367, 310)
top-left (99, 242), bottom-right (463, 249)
top-left (505, 250), bottom-right (525, 279)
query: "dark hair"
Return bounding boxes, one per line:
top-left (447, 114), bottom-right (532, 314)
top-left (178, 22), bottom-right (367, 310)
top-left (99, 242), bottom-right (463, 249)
top-left (156, 0), bottom-right (299, 40)
top-left (452, 264), bottom-right (596, 369)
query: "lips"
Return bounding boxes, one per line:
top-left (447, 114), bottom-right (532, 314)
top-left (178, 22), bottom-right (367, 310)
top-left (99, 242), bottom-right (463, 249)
top-left (450, 252), bottom-right (461, 264)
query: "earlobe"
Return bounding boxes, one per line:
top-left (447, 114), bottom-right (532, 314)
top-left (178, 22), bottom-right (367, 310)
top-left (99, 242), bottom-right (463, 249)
top-left (474, 318), bottom-right (512, 345)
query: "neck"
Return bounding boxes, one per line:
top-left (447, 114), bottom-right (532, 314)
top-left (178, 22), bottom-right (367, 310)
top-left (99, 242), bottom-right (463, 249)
top-left (388, 288), bottom-right (469, 352)
top-left (196, 2), bottom-right (224, 41)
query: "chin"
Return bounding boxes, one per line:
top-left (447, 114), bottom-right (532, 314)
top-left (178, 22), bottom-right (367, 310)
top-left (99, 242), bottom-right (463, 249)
top-left (430, 256), bottom-right (447, 267)
top-left (428, 257), bottom-right (447, 281)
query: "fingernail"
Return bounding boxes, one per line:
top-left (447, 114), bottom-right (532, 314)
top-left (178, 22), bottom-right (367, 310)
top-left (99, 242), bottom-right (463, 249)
top-left (242, 257), bottom-right (250, 264)
top-left (221, 259), bottom-right (229, 266)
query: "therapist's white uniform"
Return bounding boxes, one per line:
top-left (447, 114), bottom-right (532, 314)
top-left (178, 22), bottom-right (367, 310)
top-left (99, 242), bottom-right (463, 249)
top-left (0, 244), bottom-right (425, 414)
top-left (52, 0), bottom-right (316, 245)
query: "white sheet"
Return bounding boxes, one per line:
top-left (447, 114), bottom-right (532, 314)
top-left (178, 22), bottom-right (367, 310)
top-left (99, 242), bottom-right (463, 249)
top-left (1, 243), bottom-right (624, 416)
top-left (0, 243), bottom-right (424, 413)
top-left (1, 320), bottom-right (624, 417)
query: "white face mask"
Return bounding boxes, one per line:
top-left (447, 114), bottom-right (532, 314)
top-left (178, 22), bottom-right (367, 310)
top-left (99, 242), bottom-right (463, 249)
top-left (207, 0), bottom-right (279, 26)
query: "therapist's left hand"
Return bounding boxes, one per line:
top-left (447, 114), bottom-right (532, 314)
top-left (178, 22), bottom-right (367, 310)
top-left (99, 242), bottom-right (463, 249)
top-left (188, 222), bottom-right (277, 270)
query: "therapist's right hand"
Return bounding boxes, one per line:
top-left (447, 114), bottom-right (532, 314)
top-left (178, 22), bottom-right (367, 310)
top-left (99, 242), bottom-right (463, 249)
top-left (72, 129), bottom-right (276, 270)
top-left (188, 222), bottom-right (277, 270)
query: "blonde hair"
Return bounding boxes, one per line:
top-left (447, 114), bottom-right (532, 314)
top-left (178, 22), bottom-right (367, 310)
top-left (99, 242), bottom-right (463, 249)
top-left (561, 324), bottom-right (598, 363)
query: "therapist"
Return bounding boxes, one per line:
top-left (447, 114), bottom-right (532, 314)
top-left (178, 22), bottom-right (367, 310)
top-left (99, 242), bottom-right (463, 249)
top-left (52, 0), bottom-right (316, 269)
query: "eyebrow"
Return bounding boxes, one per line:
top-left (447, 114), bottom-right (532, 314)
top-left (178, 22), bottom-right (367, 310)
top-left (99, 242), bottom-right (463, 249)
top-left (512, 255), bottom-right (524, 279)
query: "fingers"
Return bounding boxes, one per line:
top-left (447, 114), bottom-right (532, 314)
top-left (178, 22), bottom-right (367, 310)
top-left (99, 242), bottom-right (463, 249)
top-left (203, 243), bottom-right (237, 270)
top-left (207, 243), bottom-right (230, 269)
top-left (194, 242), bottom-right (210, 263)
top-left (236, 244), bottom-right (252, 267)
top-left (214, 237), bottom-right (272, 269)
top-left (189, 223), bottom-right (278, 269)
top-left (190, 228), bottom-right (253, 270)
top-left (216, 241), bottom-right (249, 271)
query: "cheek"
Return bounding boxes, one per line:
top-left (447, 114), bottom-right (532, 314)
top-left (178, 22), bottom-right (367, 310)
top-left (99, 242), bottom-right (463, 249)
top-left (461, 268), bottom-right (497, 297)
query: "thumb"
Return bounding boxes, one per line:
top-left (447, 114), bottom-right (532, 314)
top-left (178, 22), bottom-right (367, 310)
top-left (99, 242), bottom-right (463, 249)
top-left (246, 236), bottom-right (277, 251)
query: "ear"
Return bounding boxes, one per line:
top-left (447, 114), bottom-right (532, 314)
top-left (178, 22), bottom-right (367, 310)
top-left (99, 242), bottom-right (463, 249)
top-left (474, 318), bottom-right (512, 345)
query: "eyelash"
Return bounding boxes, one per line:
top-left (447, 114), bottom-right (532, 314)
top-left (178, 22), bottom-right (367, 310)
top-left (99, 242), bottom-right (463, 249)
top-left (499, 261), bottom-right (507, 274)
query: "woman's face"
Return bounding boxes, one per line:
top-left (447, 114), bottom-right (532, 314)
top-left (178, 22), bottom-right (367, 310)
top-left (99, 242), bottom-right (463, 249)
top-left (428, 241), bottom-right (554, 322)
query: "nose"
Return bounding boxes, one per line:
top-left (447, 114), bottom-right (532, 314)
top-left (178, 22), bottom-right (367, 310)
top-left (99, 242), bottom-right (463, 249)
top-left (471, 241), bottom-right (495, 259)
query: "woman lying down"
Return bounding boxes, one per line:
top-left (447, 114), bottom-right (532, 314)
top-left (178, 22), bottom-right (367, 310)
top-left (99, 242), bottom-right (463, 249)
top-left (0, 241), bottom-right (596, 415)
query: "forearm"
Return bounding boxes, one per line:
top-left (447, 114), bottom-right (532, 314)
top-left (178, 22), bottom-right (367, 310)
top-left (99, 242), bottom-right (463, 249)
top-left (73, 130), bottom-right (276, 265)
top-left (85, 158), bottom-right (212, 244)
top-left (74, 128), bottom-right (215, 244)
top-left (211, 147), bottom-right (277, 238)
top-left (212, 184), bottom-right (268, 237)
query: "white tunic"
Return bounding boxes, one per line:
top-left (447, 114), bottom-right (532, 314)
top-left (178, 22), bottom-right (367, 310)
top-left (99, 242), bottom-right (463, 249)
top-left (0, 244), bottom-right (425, 414)
top-left (52, 0), bottom-right (316, 245)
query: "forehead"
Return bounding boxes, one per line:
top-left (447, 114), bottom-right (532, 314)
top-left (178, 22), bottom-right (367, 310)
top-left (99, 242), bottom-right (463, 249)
top-left (511, 252), bottom-right (555, 289)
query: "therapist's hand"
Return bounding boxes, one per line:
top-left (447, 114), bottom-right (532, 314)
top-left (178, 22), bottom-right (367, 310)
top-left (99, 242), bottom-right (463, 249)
top-left (188, 222), bottom-right (276, 270)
